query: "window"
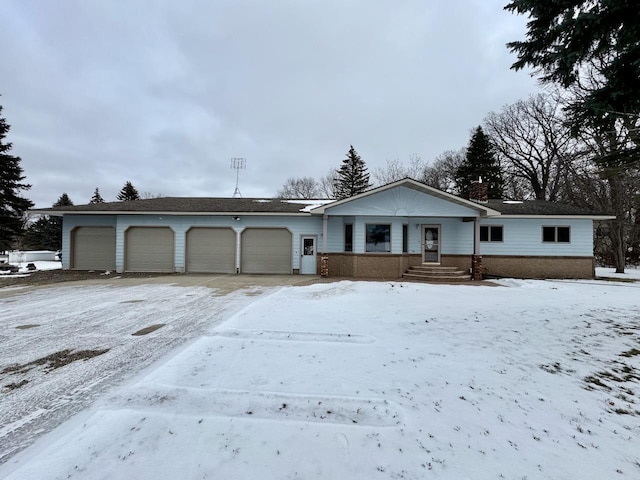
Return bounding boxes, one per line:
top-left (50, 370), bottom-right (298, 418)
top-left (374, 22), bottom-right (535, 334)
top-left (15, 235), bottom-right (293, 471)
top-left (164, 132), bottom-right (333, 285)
top-left (480, 225), bottom-right (503, 242)
top-left (344, 224), bottom-right (353, 252)
top-left (402, 224), bottom-right (408, 253)
top-left (365, 224), bottom-right (391, 253)
top-left (542, 226), bottom-right (570, 243)
top-left (303, 238), bottom-right (314, 255)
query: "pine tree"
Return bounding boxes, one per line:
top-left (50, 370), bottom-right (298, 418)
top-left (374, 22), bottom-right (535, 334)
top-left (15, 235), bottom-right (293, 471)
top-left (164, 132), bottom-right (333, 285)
top-left (54, 193), bottom-right (73, 207)
top-left (117, 181), bottom-right (140, 201)
top-left (455, 126), bottom-right (504, 199)
top-left (24, 193), bottom-right (73, 251)
top-left (23, 216), bottom-right (59, 251)
top-left (333, 146), bottom-right (371, 200)
top-left (90, 187), bottom-right (105, 204)
top-left (506, 0), bottom-right (640, 138)
top-left (0, 102), bottom-right (33, 251)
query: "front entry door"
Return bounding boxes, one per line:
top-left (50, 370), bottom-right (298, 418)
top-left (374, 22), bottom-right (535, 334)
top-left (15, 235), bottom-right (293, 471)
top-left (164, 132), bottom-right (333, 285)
top-left (300, 236), bottom-right (317, 274)
top-left (422, 225), bottom-right (441, 263)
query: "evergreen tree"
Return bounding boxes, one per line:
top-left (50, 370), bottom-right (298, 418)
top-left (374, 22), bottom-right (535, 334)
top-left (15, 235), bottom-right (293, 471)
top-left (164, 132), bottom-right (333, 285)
top-left (54, 193), bottom-right (73, 207)
top-left (0, 102), bottom-right (33, 251)
top-left (455, 126), bottom-right (504, 199)
top-left (117, 181), bottom-right (140, 201)
top-left (333, 146), bottom-right (371, 200)
top-left (23, 216), bottom-right (59, 251)
top-left (24, 193), bottom-right (73, 251)
top-left (90, 187), bottom-right (105, 204)
top-left (505, 0), bottom-right (640, 151)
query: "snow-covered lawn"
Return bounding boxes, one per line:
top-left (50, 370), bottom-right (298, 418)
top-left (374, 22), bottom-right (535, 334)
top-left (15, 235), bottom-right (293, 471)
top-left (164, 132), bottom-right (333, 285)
top-left (596, 266), bottom-right (640, 281)
top-left (1, 278), bottom-right (640, 479)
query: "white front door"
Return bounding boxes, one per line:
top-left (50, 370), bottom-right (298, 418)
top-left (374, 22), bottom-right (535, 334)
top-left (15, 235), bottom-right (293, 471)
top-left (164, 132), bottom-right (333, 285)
top-left (300, 236), bottom-right (317, 274)
top-left (422, 225), bottom-right (441, 263)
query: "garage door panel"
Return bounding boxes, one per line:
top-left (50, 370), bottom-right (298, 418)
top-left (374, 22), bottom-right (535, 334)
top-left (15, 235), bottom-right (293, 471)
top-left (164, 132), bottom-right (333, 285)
top-left (186, 228), bottom-right (236, 273)
top-left (125, 227), bottom-right (174, 272)
top-left (72, 227), bottom-right (116, 270)
top-left (241, 228), bottom-right (291, 274)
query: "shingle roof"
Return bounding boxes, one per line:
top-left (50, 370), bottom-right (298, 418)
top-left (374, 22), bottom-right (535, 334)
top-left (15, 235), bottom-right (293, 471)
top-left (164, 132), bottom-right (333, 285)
top-left (38, 197), bottom-right (324, 214)
top-left (33, 191), bottom-right (612, 218)
top-left (486, 200), bottom-right (609, 216)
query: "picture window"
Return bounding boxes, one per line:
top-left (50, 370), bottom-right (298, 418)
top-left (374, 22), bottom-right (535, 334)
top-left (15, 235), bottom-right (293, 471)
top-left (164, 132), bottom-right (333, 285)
top-left (365, 224), bottom-right (391, 253)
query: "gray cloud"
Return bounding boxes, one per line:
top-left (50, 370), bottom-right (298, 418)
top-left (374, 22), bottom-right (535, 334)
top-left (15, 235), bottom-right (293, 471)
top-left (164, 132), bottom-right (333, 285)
top-left (1, 0), bottom-right (537, 207)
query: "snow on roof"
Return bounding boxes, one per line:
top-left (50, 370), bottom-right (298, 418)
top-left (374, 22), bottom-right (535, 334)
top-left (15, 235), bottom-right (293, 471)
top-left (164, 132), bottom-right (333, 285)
top-left (283, 199), bottom-right (335, 212)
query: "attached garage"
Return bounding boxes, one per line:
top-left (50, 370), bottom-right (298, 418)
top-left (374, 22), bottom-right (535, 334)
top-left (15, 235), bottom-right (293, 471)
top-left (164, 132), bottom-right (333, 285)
top-left (186, 227), bottom-right (236, 273)
top-left (72, 227), bottom-right (116, 270)
top-left (241, 228), bottom-right (292, 274)
top-left (125, 227), bottom-right (174, 272)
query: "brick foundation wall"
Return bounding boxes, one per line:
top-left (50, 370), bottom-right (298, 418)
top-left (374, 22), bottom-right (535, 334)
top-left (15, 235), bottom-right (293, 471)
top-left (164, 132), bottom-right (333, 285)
top-left (325, 253), bottom-right (422, 279)
top-left (439, 255), bottom-right (472, 272)
top-left (322, 253), bottom-right (594, 279)
top-left (482, 256), bottom-right (595, 279)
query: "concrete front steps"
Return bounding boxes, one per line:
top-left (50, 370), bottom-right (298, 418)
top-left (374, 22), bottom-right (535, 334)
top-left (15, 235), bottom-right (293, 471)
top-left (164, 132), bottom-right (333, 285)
top-left (402, 265), bottom-right (471, 283)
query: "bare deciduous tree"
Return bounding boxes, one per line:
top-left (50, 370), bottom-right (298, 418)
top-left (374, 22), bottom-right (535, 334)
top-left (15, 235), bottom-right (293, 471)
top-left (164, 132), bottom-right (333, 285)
top-left (140, 192), bottom-right (164, 199)
top-left (276, 177), bottom-right (321, 199)
top-left (421, 149), bottom-right (465, 194)
top-left (484, 93), bottom-right (576, 201)
top-left (318, 168), bottom-right (338, 199)
top-left (372, 154), bottom-right (427, 186)
top-left (563, 110), bottom-right (640, 272)
top-left (560, 62), bottom-right (640, 272)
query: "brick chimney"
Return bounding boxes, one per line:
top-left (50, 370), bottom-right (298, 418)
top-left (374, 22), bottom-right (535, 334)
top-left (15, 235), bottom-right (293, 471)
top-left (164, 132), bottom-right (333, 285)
top-left (469, 178), bottom-right (488, 203)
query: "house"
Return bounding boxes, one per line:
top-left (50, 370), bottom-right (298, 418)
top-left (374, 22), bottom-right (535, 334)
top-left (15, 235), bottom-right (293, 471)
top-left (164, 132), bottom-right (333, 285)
top-left (36, 179), bottom-right (612, 279)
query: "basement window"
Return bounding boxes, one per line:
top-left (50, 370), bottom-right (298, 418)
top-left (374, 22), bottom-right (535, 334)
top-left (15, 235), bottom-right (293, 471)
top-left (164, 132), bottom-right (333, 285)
top-left (542, 226), bottom-right (571, 243)
top-left (480, 225), bottom-right (503, 242)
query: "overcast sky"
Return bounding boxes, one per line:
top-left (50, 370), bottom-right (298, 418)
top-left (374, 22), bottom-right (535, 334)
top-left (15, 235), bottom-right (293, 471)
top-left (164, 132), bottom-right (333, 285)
top-left (1, 0), bottom-right (538, 208)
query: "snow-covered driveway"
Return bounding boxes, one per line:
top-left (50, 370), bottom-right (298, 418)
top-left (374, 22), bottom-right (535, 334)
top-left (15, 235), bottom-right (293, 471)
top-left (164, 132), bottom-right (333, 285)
top-left (0, 277), bottom-right (297, 465)
top-left (1, 273), bottom-right (640, 479)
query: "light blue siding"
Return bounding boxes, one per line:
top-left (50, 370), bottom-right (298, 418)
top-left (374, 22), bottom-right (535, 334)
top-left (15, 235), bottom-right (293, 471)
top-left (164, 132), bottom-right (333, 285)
top-left (325, 216), bottom-right (346, 252)
top-left (479, 218), bottom-right (594, 256)
top-left (61, 212), bottom-right (595, 273)
top-left (325, 186), bottom-right (482, 217)
top-left (62, 215), bottom-right (116, 269)
top-left (325, 216), bottom-right (474, 255)
top-left (113, 214), bottom-right (322, 272)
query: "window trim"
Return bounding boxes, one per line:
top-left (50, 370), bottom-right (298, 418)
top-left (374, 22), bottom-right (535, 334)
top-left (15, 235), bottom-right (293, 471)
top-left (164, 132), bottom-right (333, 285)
top-left (542, 225), bottom-right (571, 244)
top-left (480, 225), bottom-right (504, 243)
top-left (365, 223), bottom-right (392, 253)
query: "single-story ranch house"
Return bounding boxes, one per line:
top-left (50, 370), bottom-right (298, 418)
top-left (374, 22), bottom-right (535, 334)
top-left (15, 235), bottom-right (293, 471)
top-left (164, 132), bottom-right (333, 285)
top-left (37, 179), bottom-right (612, 280)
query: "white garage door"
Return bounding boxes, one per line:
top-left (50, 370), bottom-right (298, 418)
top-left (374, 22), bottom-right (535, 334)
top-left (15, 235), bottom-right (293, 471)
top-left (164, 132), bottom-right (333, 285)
top-left (72, 227), bottom-right (116, 270)
top-left (241, 228), bottom-right (291, 274)
top-left (125, 227), bottom-right (174, 272)
top-left (186, 227), bottom-right (236, 273)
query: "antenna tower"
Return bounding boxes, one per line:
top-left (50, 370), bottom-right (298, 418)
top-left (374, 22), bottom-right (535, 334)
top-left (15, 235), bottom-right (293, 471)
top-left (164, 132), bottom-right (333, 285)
top-left (230, 157), bottom-right (246, 198)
